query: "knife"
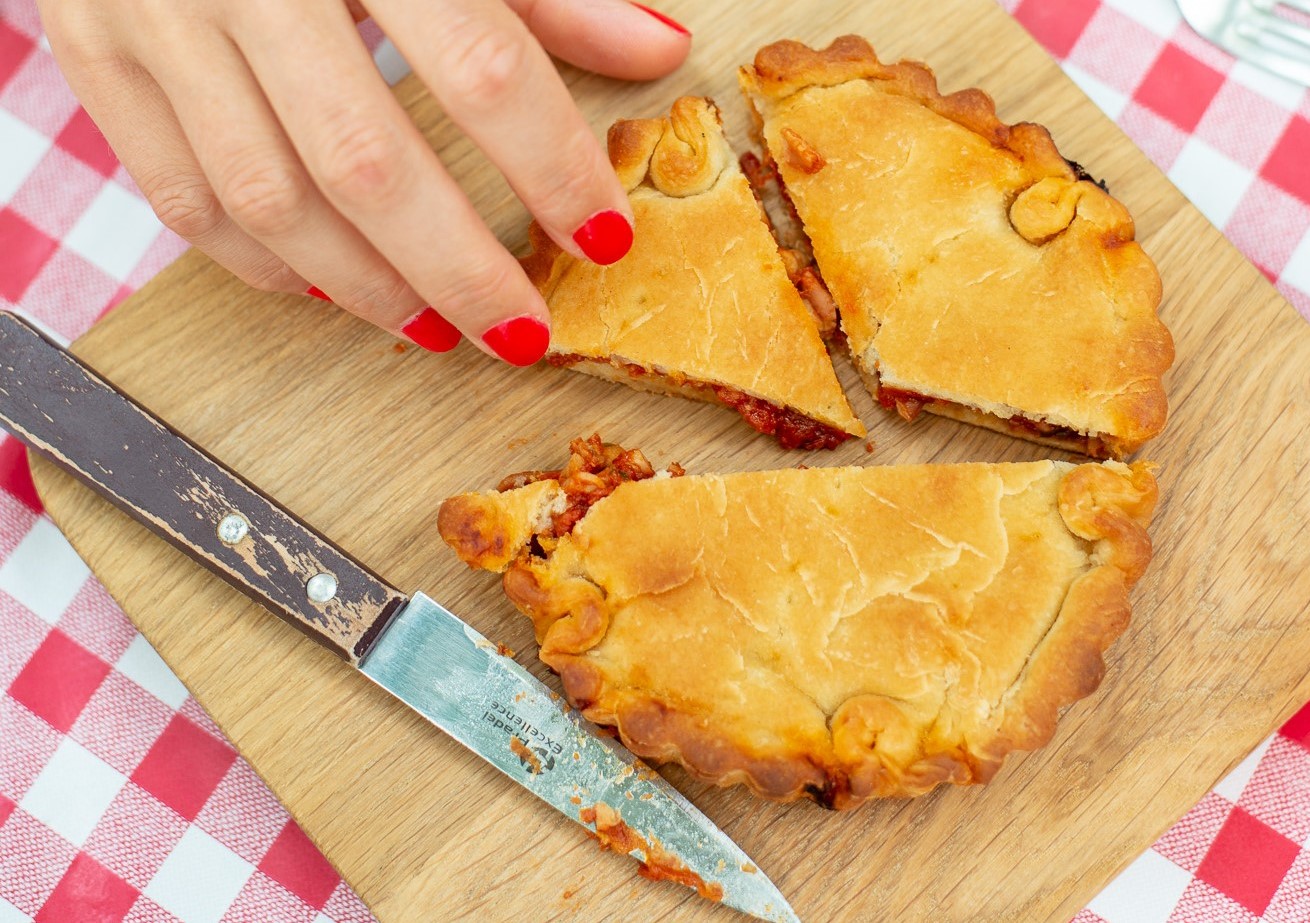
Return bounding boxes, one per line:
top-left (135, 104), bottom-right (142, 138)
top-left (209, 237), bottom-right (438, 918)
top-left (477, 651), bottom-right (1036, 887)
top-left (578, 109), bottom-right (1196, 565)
top-left (0, 310), bottom-right (798, 923)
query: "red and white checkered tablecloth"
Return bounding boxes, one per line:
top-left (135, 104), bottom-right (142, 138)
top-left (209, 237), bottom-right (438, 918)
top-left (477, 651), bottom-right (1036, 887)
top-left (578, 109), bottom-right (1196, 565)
top-left (0, 0), bottom-right (1307, 920)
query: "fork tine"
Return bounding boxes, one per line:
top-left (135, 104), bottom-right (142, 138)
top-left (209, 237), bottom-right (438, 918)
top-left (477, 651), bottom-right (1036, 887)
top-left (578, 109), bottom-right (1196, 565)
top-left (1251, 8), bottom-right (1310, 48)
top-left (1272, 0), bottom-right (1310, 16)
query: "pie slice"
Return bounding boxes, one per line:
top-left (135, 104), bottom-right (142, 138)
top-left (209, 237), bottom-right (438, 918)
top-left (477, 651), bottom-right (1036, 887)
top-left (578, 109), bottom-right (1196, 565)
top-left (520, 96), bottom-right (864, 450)
top-left (438, 435), bottom-right (1158, 808)
top-left (739, 37), bottom-right (1175, 459)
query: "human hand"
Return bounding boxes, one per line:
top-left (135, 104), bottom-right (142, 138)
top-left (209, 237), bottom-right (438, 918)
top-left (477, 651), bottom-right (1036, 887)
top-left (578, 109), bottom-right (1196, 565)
top-left (39, 0), bottom-right (691, 364)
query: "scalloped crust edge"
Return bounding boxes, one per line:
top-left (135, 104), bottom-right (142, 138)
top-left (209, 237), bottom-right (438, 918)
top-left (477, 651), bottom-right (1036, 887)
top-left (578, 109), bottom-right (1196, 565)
top-left (439, 458), bottom-right (1159, 808)
top-left (739, 35), bottom-right (1174, 457)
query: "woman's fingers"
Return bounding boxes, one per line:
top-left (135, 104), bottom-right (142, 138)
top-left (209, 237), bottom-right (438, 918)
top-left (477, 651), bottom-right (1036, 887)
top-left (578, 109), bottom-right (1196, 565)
top-left (372, 0), bottom-right (637, 267)
top-left (130, 26), bottom-right (451, 346)
top-left (42, 28), bottom-right (307, 295)
top-left (228, 2), bottom-right (550, 364)
top-left (503, 0), bottom-right (691, 81)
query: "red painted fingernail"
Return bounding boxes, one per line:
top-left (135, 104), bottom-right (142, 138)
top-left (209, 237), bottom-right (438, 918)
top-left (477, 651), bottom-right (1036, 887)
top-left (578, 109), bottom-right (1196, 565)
top-left (306, 286), bottom-right (332, 301)
top-left (481, 315), bottom-right (550, 367)
top-left (630, 3), bottom-right (690, 35)
top-left (573, 210), bottom-right (634, 266)
top-left (403, 308), bottom-right (462, 353)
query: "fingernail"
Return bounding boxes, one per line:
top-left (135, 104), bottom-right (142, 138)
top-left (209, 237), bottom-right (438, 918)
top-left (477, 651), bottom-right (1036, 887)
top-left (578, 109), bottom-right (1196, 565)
top-left (403, 308), bottom-right (462, 353)
top-left (573, 209), bottom-right (634, 266)
top-left (630, 3), bottom-right (690, 35)
top-left (306, 286), bottom-right (332, 302)
top-left (481, 315), bottom-right (550, 366)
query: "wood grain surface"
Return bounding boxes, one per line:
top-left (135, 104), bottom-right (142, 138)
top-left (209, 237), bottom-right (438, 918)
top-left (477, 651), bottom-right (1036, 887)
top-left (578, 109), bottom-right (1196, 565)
top-left (31, 0), bottom-right (1310, 920)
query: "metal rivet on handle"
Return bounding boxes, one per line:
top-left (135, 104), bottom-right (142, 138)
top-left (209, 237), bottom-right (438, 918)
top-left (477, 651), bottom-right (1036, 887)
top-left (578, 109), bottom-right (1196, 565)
top-left (306, 572), bottom-right (337, 603)
top-left (217, 513), bottom-right (249, 545)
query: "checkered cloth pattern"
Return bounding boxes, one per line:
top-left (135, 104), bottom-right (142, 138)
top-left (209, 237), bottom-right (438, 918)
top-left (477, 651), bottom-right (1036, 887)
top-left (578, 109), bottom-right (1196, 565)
top-left (0, 0), bottom-right (1306, 919)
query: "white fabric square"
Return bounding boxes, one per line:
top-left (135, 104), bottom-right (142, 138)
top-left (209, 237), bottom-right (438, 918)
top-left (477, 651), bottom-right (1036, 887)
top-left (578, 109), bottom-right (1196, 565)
top-left (1098, 0), bottom-right (1182, 38)
top-left (1063, 62), bottom-right (1130, 121)
top-left (1213, 734), bottom-right (1275, 802)
top-left (1085, 849), bottom-right (1193, 923)
top-left (62, 181), bottom-right (163, 281)
top-left (0, 517), bottom-right (90, 624)
top-left (146, 826), bottom-right (254, 923)
top-left (0, 897), bottom-right (28, 923)
top-left (1168, 136), bottom-right (1253, 230)
top-left (1281, 227), bottom-right (1310, 295)
top-left (0, 108), bottom-right (51, 206)
top-left (19, 738), bottom-right (126, 847)
top-left (115, 633), bottom-right (190, 709)
top-left (1229, 60), bottom-right (1309, 110)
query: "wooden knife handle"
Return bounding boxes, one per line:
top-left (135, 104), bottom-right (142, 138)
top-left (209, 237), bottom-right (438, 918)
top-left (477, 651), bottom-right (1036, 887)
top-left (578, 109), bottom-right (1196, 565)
top-left (0, 311), bottom-right (406, 664)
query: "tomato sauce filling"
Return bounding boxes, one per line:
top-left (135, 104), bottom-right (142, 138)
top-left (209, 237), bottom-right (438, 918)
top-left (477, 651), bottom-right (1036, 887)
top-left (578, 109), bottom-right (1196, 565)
top-left (580, 803), bottom-right (725, 902)
top-left (497, 434), bottom-right (683, 537)
top-left (548, 354), bottom-right (852, 450)
top-left (877, 386), bottom-right (1105, 453)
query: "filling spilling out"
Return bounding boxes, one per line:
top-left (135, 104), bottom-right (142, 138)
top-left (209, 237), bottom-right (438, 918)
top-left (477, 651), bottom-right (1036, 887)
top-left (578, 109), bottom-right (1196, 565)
top-left (546, 353), bottom-right (852, 451)
top-left (741, 138), bottom-right (1113, 459)
top-left (498, 434), bottom-right (683, 542)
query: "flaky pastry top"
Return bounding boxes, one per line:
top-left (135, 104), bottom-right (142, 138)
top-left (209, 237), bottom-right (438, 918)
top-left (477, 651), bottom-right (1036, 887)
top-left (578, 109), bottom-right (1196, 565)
top-left (519, 96), bottom-right (862, 437)
top-left (440, 444), bottom-right (1158, 807)
top-left (739, 36), bottom-right (1174, 456)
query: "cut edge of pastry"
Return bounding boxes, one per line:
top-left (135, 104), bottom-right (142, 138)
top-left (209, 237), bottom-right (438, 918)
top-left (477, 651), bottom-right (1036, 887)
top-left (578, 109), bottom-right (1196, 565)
top-left (439, 436), bottom-right (1160, 807)
top-left (519, 96), bottom-right (865, 449)
top-left (738, 36), bottom-right (1174, 460)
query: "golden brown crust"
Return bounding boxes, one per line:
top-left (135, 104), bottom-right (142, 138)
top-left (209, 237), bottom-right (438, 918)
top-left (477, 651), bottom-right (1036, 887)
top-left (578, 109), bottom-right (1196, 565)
top-left (440, 443), bottom-right (1159, 807)
top-left (740, 36), bottom-right (1174, 458)
top-left (517, 96), bottom-right (864, 443)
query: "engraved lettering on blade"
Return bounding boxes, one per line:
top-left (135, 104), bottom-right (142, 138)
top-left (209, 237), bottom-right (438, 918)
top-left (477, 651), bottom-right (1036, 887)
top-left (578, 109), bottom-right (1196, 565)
top-left (484, 700), bottom-right (561, 773)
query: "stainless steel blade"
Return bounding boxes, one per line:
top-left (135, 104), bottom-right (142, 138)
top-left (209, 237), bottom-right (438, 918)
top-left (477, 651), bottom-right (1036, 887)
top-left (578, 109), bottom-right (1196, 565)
top-left (359, 593), bottom-right (798, 923)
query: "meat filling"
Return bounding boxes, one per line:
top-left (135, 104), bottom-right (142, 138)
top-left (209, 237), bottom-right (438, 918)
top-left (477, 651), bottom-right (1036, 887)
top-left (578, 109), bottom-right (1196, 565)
top-left (877, 386), bottom-right (1107, 455)
top-left (498, 434), bottom-right (680, 537)
top-left (547, 354), bottom-right (852, 450)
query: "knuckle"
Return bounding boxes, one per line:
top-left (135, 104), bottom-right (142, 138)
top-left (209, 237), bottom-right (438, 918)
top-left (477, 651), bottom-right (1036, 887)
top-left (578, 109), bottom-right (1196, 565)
top-left (239, 256), bottom-right (300, 293)
top-left (141, 170), bottom-right (224, 241)
top-left (218, 156), bottom-right (310, 238)
top-left (337, 273), bottom-right (417, 323)
top-left (537, 132), bottom-right (609, 212)
top-left (434, 259), bottom-right (518, 316)
top-left (315, 120), bottom-right (407, 208)
top-left (441, 22), bottom-right (529, 109)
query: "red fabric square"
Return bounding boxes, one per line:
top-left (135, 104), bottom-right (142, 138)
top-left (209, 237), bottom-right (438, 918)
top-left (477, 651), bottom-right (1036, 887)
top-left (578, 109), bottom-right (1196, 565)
top-left (0, 810), bottom-right (77, 914)
top-left (257, 820), bottom-right (341, 909)
top-left (0, 435), bottom-right (42, 513)
top-left (1013, 0), bottom-right (1100, 58)
top-left (36, 852), bottom-right (138, 923)
top-left (1196, 805), bottom-right (1300, 915)
top-left (1281, 698), bottom-right (1310, 750)
top-left (1133, 44), bottom-right (1226, 132)
top-left (130, 714), bottom-right (236, 820)
top-left (8, 629), bottom-right (111, 733)
top-left (1264, 117), bottom-right (1310, 204)
top-left (0, 18), bottom-right (35, 89)
top-left (54, 108), bottom-right (120, 178)
top-left (0, 791), bottom-right (14, 826)
top-left (0, 208), bottom-right (59, 302)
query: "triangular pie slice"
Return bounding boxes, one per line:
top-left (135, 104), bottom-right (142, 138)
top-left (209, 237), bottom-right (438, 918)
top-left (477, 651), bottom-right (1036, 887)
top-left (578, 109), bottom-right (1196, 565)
top-left (520, 97), bottom-right (864, 450)
top-left (439, 436), bottom-right (1158, 808)
top-left (739, 37), bottom-right (1174, 459)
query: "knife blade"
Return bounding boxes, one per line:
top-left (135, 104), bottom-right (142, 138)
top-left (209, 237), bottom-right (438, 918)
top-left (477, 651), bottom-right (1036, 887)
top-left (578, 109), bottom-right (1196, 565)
top-left (0, 310), bottom-right (799, 923)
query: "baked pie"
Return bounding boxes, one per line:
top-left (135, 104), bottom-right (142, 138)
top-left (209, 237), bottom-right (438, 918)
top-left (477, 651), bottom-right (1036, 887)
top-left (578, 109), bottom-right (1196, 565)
top-left (439, 436), bottom-right (1158, 807)
top-left (739, 37), bottom-right (1174, 459)
top-left (520, 97), bottom-right (864, 450)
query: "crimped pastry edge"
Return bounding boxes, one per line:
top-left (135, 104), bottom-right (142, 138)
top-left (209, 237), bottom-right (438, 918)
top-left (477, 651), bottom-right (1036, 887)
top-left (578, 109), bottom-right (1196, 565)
top-left (439, 453), bottom-right (1159, 807)
top-left (739, 35), bottom-right (1174, 456)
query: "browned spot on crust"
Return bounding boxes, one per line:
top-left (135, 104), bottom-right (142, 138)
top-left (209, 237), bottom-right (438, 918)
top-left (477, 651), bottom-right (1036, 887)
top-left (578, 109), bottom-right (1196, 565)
top-left (781, 126), bottom-right (826, 174)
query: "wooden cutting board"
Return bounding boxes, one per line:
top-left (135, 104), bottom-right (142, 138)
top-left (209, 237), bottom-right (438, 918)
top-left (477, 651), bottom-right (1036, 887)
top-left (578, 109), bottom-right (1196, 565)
top-left (31, 0), bottom-right (1310, 919)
